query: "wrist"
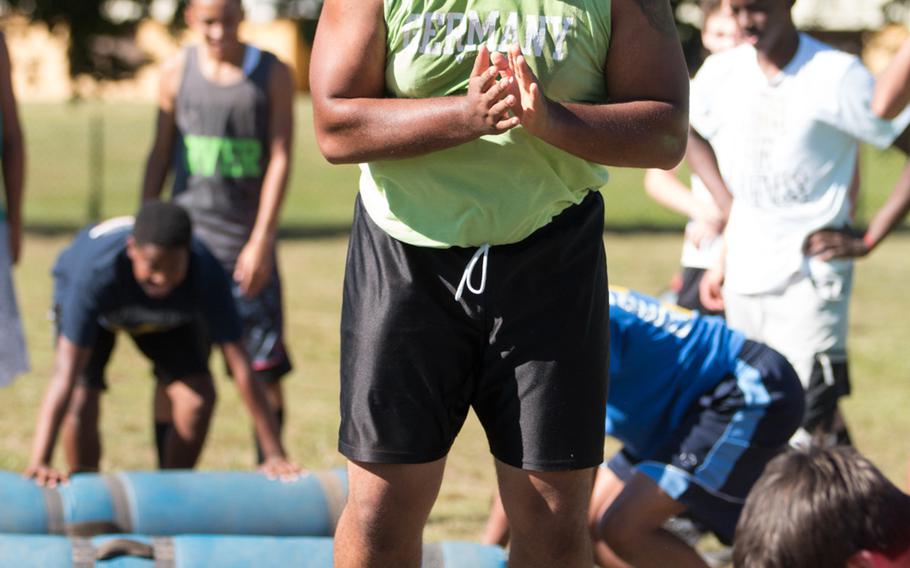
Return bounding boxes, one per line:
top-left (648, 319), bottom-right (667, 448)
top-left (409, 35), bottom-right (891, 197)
top-left (862, 232), bottom-right (876, 252)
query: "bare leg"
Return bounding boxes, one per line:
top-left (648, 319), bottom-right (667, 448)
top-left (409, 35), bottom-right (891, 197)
top-left (589, 467), bottom-right (632, 568)
top-left (334, 458), bottom-right (446, 568)
top-left (254, 380), bottom-right (285, 464)
top-left (481, 490), bottom-right (510, 547)
top-left (159, 374), bottom-right (216, 469)
top-left (599, 472), bottom-right (707, 568)
top-left (495, 459), bottom-right (594, 568)
top-left (61, 384), bottom-right (102, 473)
top-left (153, 382), bottom-right (172, 468)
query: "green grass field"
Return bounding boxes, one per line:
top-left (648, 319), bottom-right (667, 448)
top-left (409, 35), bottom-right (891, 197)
top-left (3, 99), bottom-right (910, 542)
top-left (20, 98), bottom-right (910, 231)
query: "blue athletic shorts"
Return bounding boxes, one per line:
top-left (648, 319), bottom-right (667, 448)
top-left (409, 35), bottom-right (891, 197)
top-left (607, 340), bottom-right (804, 544)
top-left (231, 267), bottom-right (292, 382)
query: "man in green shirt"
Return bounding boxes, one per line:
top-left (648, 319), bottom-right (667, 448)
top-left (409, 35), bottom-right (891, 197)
top-left (311, 2), bottom-right (689, 566)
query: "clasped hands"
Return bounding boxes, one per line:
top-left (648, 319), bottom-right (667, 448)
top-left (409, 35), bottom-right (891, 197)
top-left (465, 44), bottom-right (549, 137)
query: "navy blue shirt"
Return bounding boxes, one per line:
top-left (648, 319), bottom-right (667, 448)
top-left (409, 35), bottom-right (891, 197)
top-left (607, 287), bottom-right (746, 459)
top-left (52, 217), bottom-right (243, 347)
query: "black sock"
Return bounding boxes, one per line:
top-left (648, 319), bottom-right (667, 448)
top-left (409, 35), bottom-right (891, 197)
top-left (154, 422), bottom-right (172, 469)
top-left (255, 407), bottom-right (285, 465)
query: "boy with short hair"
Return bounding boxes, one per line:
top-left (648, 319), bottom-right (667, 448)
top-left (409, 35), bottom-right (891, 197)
top-left (734, 446), bottom-right (910, 568)
top-left (690, 0), bottom-right (910, 447)
top-left (25, 202), bottom-right (296, 487)
top-left (142, 0), bottom-right (295, 463)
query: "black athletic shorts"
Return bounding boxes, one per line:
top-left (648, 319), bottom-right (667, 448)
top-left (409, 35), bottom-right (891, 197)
top-left (339, 191), bottom-right (610, 471)
top-left (54, 307), bottom-right (211, 390)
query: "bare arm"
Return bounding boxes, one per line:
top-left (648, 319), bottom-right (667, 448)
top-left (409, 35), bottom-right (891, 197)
top-left (644, 167), bottom-right (722, 224)
top-left (221, 341), bottom-right (300, 477)
top-left (233, 60), bottom-right (294, 297)
top-left (686, 128), bottom-right (733, 218)
top-left (848, 151), bottom-right (860, 220)
top-left (805, 128), bottom-right (910, 259)
top-left (0, 33), bottom-right (25, 264)
top-left (141, 53), bottom-right (184, 202)
top-left (504, 0), bottom-right (689, 168)
top-left (873, 37), bottom-right (910, 119)
top-left (311, 0), bottom-right (689, 168)
top-left (310, 0), bottom-right (517, 164)
top-left (26, 337), bottom-right (91, 486)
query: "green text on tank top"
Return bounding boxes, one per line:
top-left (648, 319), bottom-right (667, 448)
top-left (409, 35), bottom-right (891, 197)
top-left (359, 0), bottom-right (612, 248)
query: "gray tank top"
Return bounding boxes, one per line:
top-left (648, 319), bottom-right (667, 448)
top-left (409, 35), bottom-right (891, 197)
top-left (172, 45), bottom-right (274, 268)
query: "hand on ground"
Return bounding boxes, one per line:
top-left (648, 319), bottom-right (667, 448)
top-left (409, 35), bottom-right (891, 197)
top-left (259, 456), bottom-right (305, 482)
top-left (24, 464), bottom-right (68, 488)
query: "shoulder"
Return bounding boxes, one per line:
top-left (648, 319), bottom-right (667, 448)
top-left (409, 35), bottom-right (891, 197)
top-left (249, 47), bottom-right (294, 93)
top-left (159, 48), bottom-right (190, 99)
top-left (693, 45), bottom-right (752, 88)
top-left (799, 34), bottom-right (864, 82)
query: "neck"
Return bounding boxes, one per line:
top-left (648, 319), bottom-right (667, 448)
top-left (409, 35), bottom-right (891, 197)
top-left (756, 27), bottom-right (800, 78)
top-left (200, 42), bottom-right (245, 66)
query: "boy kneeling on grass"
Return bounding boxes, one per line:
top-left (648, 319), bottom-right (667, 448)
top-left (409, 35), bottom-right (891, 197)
top-left (25, 201), bottom-right (298, 486)
top-left (483, 287), bottom-right (805, 568)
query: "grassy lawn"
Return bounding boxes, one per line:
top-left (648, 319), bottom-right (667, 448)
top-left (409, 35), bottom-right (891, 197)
top-left (3, 230), bottom-right (910, 542)
top-left (19, 98), bottom-right (910, 232)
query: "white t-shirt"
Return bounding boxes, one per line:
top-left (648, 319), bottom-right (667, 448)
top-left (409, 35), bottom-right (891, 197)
top-left (679, 175), bottom-right (724, 270)
top-left (690, 34), bottom-right (910, 294)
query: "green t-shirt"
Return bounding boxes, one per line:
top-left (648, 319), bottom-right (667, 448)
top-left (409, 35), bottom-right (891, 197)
top-left (361, 0), bottom-right (612, 247)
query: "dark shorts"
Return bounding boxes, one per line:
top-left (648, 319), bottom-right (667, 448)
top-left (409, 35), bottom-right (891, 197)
top-left (59, 318), bottom-right (212, 391)
top-left (607, 340), bottom-right (804, 544)
top-left (677, 267), bottom-right (723, 317)
top-left (231, 268), bottom-right (292, 382)
top-left (339, 191), bottom-right (610, 471)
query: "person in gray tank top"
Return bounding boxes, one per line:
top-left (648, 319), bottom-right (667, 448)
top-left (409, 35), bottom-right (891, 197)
top-left (141, 0), bottom-right (295, 467)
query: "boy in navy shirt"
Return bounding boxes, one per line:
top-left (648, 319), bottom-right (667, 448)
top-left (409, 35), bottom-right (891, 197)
top-left (25, 202), bottom-right (297, 486)
top-left (484, 287), bottom-right (804, 567)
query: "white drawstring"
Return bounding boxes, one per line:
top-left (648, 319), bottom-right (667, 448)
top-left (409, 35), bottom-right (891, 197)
top-left (454, 244), bottom-right (490, 302)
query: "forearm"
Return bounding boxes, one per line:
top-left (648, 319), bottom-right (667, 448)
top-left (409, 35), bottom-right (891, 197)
top-left (644, 168), bottom-right (702, 219)
top-left (686, 129), bottom-right (732, 217)
top-left (538, 99), bottom-right (687, 168)
top-left (314, 96), bottom-right (484, 164)
top-left (873, 38), bottom-right (910, 119)
top-left (141, 150), bottom-right (170, 202)
top-left (864, 160), bottom-right (910, 250)
top-left (249, 154), bottom-right (289, 248)
top-left (29, 374), bottom-right (75, 466)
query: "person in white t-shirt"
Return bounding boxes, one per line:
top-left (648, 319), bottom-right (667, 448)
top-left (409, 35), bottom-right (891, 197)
top-left (689, 0), bottom-right (910, 447)
top-left (644, 0), bottom-right (741, 315)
